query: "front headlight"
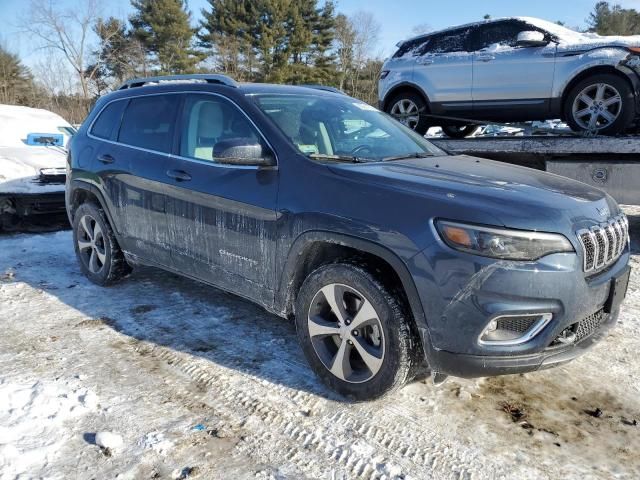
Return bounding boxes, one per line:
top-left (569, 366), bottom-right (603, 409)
top-left (436, 220), bottom-right (574, 261)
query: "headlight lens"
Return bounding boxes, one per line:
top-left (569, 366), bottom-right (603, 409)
top-left (436, 220), bottom-right (574, 261)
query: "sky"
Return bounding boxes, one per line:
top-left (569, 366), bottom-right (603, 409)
top-left (3, 0), bottom-right (640, 68)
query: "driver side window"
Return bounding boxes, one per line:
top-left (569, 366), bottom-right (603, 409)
top-left (180, 94), bottom-right (260, 162)
top-left (471, 21), bottom-right (540, 51)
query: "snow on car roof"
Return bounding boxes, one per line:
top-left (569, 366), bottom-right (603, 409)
top-left (0, 105), bottom-right (73, 148)
top-left (398, 16), bottom-right (584, 46)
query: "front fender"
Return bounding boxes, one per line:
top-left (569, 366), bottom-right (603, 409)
top-left (553, 47), bottom-right (636, 98)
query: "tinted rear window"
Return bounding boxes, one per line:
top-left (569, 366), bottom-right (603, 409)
top-left (90, 100), bottom-right (127, 140)
top-left (118, 95), bottom-right (180, 153)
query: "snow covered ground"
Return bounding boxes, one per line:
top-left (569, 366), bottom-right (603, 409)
top-left (0, 207), bottom-right (639, 479)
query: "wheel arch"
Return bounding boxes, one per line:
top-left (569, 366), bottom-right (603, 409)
top-left (381, 83), bottom-right (431, 113)
top-left (560, 64), bottom-right (639, 120)
top-left (277, 231), bottom-right (432, 357)
top-left (68, 180), bottom-right (120, 238)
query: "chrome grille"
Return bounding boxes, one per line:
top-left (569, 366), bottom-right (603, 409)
top-left (577, 214), bottom-right (628, 273)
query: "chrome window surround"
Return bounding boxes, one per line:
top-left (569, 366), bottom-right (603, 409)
top-left (86, 91), bottom-right (278, 170)
top-left (577, 214), bottom-right (628, 273)
top-left (478, 313), bottom-right (553, 347)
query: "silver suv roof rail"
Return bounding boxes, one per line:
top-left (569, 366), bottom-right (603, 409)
top-left (118, 74), bottom-right (239, 90)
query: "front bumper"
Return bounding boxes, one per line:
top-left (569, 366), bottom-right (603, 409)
top-left (411, 237), bottom-right (631, 378)
top-left (428, 306), bottom-right (619, 378)
top-left (1, 191), bottom-right (66, 217)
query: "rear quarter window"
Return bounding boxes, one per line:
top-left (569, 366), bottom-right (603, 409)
top-left (90, 100), bottom-right (127, 140)
top-left (118, 95), bottom-right (180, 153)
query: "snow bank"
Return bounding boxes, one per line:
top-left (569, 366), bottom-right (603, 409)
top-left (0, 147), bottom-right (67, 194)
top-left (0, 378), bottom-right (98, 478)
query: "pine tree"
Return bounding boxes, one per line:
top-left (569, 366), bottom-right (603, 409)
top-left (588, 1), bottom-right (640, 35)
top-left (130, 0), bottom-right (202, 74)
top-left (0, 46), bottom-right (37, 105)
top-left (88, 17), bottom-right (148, 91)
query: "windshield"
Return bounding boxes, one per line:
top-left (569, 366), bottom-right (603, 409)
top-left (250, 94), bottom-right (446, 162)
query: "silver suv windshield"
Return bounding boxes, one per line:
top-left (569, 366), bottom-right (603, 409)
top-left (250, 93), bottom-right (446, 162)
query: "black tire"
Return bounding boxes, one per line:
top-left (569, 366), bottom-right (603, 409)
top-left (385, 91), bottom-right (430, 135)
top-left (72, 202), bottom-right (130, 286)
top-left (565, 73), bottom-right (635, 136)
top-left (442, 125), bottom-right (480, 138)
top-left (295, 263), bottom-right (419, 401)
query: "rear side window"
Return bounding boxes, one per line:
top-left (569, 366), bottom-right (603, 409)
top-left (90, 100), bottom-right (127, 140)
top-left (118, 95), bottom-right (180, 153)
top-left (421, 28), bottom-right (473, 54)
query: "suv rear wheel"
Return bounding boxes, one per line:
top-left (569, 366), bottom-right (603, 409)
top-left (566, 73), bottom-right (635, 135)
top-left (72, 202), bottom-right (130, 286)
top-left (386, 92), bottom-right (430, 135)
top-left (295, 263), bottom-right (418, 401)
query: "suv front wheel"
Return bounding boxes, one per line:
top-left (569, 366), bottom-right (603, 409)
top-left (295, 263), bottom-right (418, 401)
top-left (386, 92), bottom-right (430, 135)
top-left (566, 73), bottom-right (635, 135)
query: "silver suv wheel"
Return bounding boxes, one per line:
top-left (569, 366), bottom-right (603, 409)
top-left (307, 283), bottom-right (385, 384)
top-left (390, 99), bottom-right (420, 130)
top-left (571, 83), bottom-right (622, 132)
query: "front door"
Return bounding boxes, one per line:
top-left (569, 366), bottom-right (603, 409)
top-left (471, 19), bottom-right (557, 118)
top-left (164, 93), bottom-right (279, 306)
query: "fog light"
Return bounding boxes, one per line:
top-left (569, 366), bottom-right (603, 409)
top-left (479, 313), bottom-right (552, 346)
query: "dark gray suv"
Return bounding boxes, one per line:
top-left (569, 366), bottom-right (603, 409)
top-left (66, 74), bottom-right (631, 400)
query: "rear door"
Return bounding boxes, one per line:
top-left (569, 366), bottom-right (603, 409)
top-left (106, 93), bottom-right (181, 266)
top-left (471, 20), bottom-right (557, 117)
top-left (412, 27), bottom-right (475, 114)
top-left (163, 93), bottom-right (279, 306)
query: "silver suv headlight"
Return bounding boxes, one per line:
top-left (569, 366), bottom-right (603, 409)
top-left (436, 220), bottom-right (574, 261)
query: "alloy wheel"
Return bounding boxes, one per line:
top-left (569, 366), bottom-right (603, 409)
top-left (390, 99), bottom-right (420, 130)
top-left (77, 214), bottom-right (106, 274)
top-left (307, 283), bottom-right (385, 384)
top-left (572, 83), bottom-right (622, 132)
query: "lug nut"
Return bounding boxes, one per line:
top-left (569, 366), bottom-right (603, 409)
top-left (347, 340), bottom-right (353, 345)
top-left (345, 320), bottom-right (351, 326)
top-left (352, 330), bottom-right (359, 336)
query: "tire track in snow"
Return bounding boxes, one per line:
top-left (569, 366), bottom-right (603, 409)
top-left (129, 341), bottom-right (502, 479)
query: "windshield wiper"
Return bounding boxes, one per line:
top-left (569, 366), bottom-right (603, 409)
top-left (308, 154), bottom-right (369, 163)
top-left (382, 152), bottom-right (435, 162)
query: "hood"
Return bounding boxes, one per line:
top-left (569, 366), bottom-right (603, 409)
top-left (0, 146), bottom-right (67, 194)
top-left (328, 155), bottom-right (618, 234)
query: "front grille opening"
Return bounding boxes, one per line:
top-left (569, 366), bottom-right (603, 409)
top-left (550, 309), bottom-right (606, 347)
top-left (577, 214), bottom-right (628, 274)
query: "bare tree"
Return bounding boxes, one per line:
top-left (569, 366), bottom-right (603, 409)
top-left (349, 11), bottom-right (381, 100)
top-left (21, 0), bottom-right (108, 101)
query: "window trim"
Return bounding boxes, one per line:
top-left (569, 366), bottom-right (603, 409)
top-left (87, 91), bottom-right (278, 170)
top-left (89, 98), bottom-right (128, 141)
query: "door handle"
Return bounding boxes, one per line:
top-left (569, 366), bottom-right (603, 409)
top-left (97, 154), bottom-right (115, 164)
top-left (477, 54), bottom-right (495, 62)
top-left (417, 57), bottom-right (434, 65)
top-left (166, 169), bottom-right (192, 182)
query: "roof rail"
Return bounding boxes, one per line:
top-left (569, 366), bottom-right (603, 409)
top-left (118, 74), bottom-right (239, 90)
top-left (299, 84), bottom-right (346, 95)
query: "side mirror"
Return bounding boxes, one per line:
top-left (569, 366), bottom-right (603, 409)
top-left (516, 31), bottom-right (548, 48)
top-left (213, 138), bottom-right (275, 167)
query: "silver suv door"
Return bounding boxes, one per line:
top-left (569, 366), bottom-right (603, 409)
top-left (412, 27), bottom-right (475, 114)
top-left (471, 20), bottom-right (557, 116)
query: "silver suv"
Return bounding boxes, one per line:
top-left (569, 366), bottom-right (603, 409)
top-left (379, 17), bottom-right (640, 137)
